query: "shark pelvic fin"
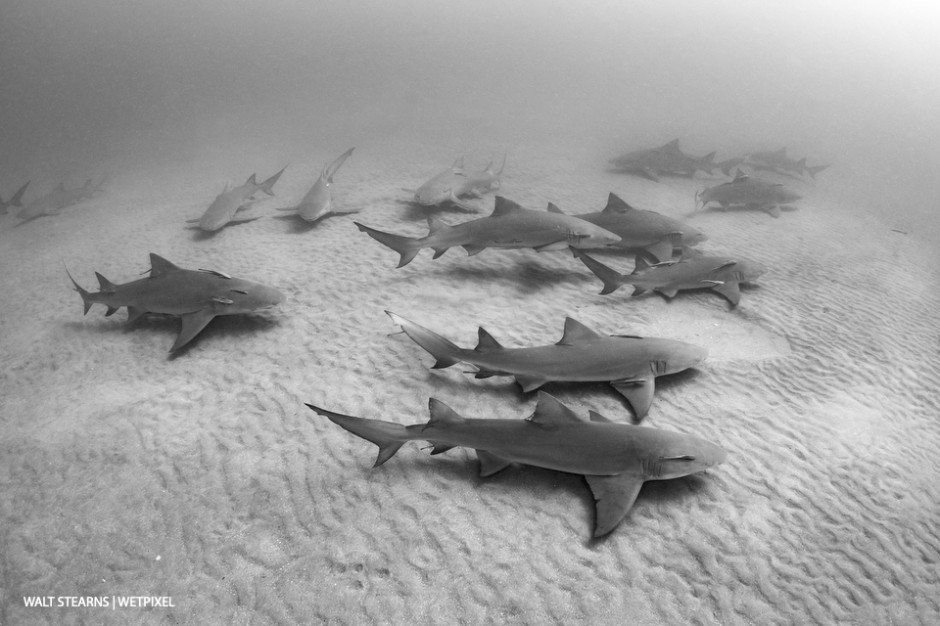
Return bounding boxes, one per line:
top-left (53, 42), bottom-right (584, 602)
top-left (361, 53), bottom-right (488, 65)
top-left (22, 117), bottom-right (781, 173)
top-left (528, 392), bottom-right (590, 426)
top-left (557, 317), bottom-right (603, 345)
top-left (474, 327), bottom-right (504, 352)
top-left (585, 473), bottom-right (645, 537)
top-left (611, 377), bottom-right (656, 421)
top-left (476, 450), bottom-right (513, 477)
top-left (514, 374), bottom-right (548, 393)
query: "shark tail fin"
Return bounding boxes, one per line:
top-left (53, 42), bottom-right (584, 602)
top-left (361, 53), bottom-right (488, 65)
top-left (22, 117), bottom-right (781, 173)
top-left (65, 266), bottom-right (93, 315)
top-left (323, 147), bottom-right (355, 183)
top-left (305, 403), bottom-right (407, 467)
top-left (10, 180), bottom-right (30, 207)
top-left (355, 221), bottom-right (423, 267)
top-left (386, 311), bottom-right (463, 369)
top-left (572, 249), bottom-right (625, 295)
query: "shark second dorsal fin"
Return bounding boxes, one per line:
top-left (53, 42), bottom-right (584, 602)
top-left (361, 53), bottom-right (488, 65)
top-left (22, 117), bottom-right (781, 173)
top-left (490, 196), bottom-right (523, 217)
top-left (632, 255), bottom-right (652, 275)
top-left (475, 327), bottom-right (503, 352)
top-left (557, 317), bottom-right (603, 345)
top-left (95, 272), bottom-right (117, 293)
top-left (546, 202), bottom-right (564, 214)
top-left (246, 173), bottom-right (257, 186)
top-left (528, 391), bottom-right (589, 426)
top-left (662, 138), bottom-right (680, 151)
top-left (733, 169), bottom-right (748, 182)
top-left (149, 253), bottom-right (181, 277)
top-left (427, 398), bottom-right (465, 427)
top-left (603, 193), bottom-right (635, 214)
top-left (427, 215), bottom-right (446, 235)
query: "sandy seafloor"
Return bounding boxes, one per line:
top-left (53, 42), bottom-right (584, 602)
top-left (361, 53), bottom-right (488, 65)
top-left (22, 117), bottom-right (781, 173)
top-left (1, 124), bottom-right (939, 626)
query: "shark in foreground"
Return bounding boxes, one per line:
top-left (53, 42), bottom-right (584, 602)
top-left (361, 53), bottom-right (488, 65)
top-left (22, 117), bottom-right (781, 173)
top-left (575, 249), bottom-right (766, 308)
top-left (549, 193), bottom-right (707, 262)
top-left (67, 253), bottom-right (284, 352)
top-left (356, 196), bottom-right (621, 267)
top-left (609, 139), bottom-right (716, 182)
top-left (0, 181), bottom-right (30, 215)
top-left (407, 156), bottom-right (506, 211)
top-left (188, 167), bottom-right (286, 232)
top-left (307, 392), bottom-right (727, 537)
top-left (694, 170), bottom-right (802, 217)
top-left (277, 147), bottom-right (355, 222)
top-left (387, 311), bottom-right (707, 421)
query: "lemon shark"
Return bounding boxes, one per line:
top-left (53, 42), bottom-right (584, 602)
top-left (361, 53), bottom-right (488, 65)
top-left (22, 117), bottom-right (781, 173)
top-left (16, 179), bottom-right (103, 223)
top-left (575, 249), bottom-right (766, 308)
top-left (609, 139), bottom-right (716, 182)
top-left (188, 167), bottom-right (286, 232)
top-left (694, 170), bottom-right (802, 217)
top-left (66, 253), bottom-right (284, 352)
top-left (356, 196), bottom-right (621, 267)
top-left (547, 193), bottom-right (707, 262)
top-left (0, 181), bottom-right (30, 215)
top-left (306, 392), bottom-right (727, 537)
top-left (745, 148), bottom-right (829, 179)
top-left (407, 156), bottom-right (506, 211)
top-left (276, 147), bottom-right (355, 222)
top-left (387, 311), bottom-right (707, 420)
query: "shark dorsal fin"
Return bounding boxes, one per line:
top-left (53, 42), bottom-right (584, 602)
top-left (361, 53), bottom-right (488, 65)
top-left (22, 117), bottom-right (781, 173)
top-left (427, 215), bottom-right (446, 235)
top-left (427, 398), bottom-right (464, 426)
top-left (732, 169), bottom-right (748, 181)
top-left (546, 202), bottom-right (564, 214)
top-left (491, 196), bottom-right (523, 217)
top-left (528, 392), bottom-right (589, 426)
top-left (246, 173), bottom-right (257, 185)
top-left (557, 317), bottom-right (603, 345)
top-left (95, 272), bottom-right (117, 293)
top-left (475, 328), bottom-right (503, 352)
top-left (662, 138), bottom-right (680, 151)
top-left (632, 255), bottom-right (652, 274)
top-left (603, 192), bottom-right (635, 213)
top-left (149, 253), bottom-right (181, 277)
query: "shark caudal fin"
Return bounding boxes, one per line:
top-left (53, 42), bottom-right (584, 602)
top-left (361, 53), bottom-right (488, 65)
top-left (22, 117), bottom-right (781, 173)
top-left (64, 266), bottom-right (94, 315)
top-left (572, 249), bottom-right (626, 295)
top-left (386, 311), bottom-right (463, 369)
top-left (323, 147), bottom-right (355, 183)
top-left (355, 222), bottom-right (423, 267)
top-left (305, 403), bottom-right (408, 467)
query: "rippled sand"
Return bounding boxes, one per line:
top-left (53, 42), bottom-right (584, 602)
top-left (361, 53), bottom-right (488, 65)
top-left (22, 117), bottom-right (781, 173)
top-left (1, 132), bottom-right (938, 625)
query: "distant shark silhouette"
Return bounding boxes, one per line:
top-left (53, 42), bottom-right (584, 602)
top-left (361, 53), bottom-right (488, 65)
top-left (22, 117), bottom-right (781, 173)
top-left (387, 311), bottom-right (707, 420)
top-left (744, 148), bottom-right (829, 179)
top-left (16, 178), bottom-right (104, 223)
top-left (67, 253), bottom-right (284, 352)
top-left (277, 147), bottom-right (355, 222)
top-left (0, 181), bottom-right (30, 215)
top-left (356, 196), bottom-right (621, 267)
top-left (609, 139), bottom-right (716, 182)
top-left (695, 170), bottom-right (802, 217)
top-left (307, 392), bottom-right (727, 537)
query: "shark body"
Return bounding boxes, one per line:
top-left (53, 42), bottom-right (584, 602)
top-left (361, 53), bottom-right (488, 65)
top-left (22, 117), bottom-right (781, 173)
top-left (609, 139), bottom-right (716, 182)
top-left (67, 253), bottom-right (284, 352)
top-left (387, 312), bottom-right (707, 420)
top-left (278, 148), bottom-right (355, 222)
top-left (356, 196), bottom-right (621, 267)
top-left (575, 249), bottom-right (766, 308)
top-left (16, 179), bottom-right (104, 223)
top-left (695, 170), bottom-right (802, 217)
top-left (551, 193), bottom-right (707, 262)
top-left (410, 156), bottom-right (505, 211)
top-left (307, 392), bottom-right (727, 536)
top-left (189, 168), bottom-right (285, 232)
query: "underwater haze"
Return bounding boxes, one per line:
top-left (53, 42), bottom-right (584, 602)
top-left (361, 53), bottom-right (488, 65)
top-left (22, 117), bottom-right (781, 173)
top-left (2, 1), bottom-right (940, 625)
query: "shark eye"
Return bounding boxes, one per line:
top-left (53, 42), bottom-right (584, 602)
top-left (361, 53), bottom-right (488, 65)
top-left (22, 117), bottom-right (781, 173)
top-left (230, 289), bottom-right (248, 295)
top-left (660, 455), bottom-right (696, 462)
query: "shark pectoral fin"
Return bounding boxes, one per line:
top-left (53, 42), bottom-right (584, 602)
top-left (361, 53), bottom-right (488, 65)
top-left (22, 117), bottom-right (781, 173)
top-left (463, 244), bottom-right (485, 256)
top-left (171, 310), bottom-right (216, 352)
top-left (585, 473), bottom-right (645, 537)
top-left (639, 168), bottom-right (660, 182)
top-left (645, 239), bottom-right (675, 263)
top-left (711, 281), bottom-right (741, 307)
top-left (767, 206), bottom-right (782, 218)
top-left (611, 377), bottom-right (656, 420)
top-left (105, 306), bottom-right (119, 317)
top-left (476, 450), bottom-right (513, 477)
top-left (185, 218), bottom-right (201, 224)
top-left (514, 374), bottom-right (548, 393)
top-left (126, 307), bottom-right (146, 324)
top-left (658, 288), bottom-right (679, 298)
top-left (431, 247), bottom-right (449, 259)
